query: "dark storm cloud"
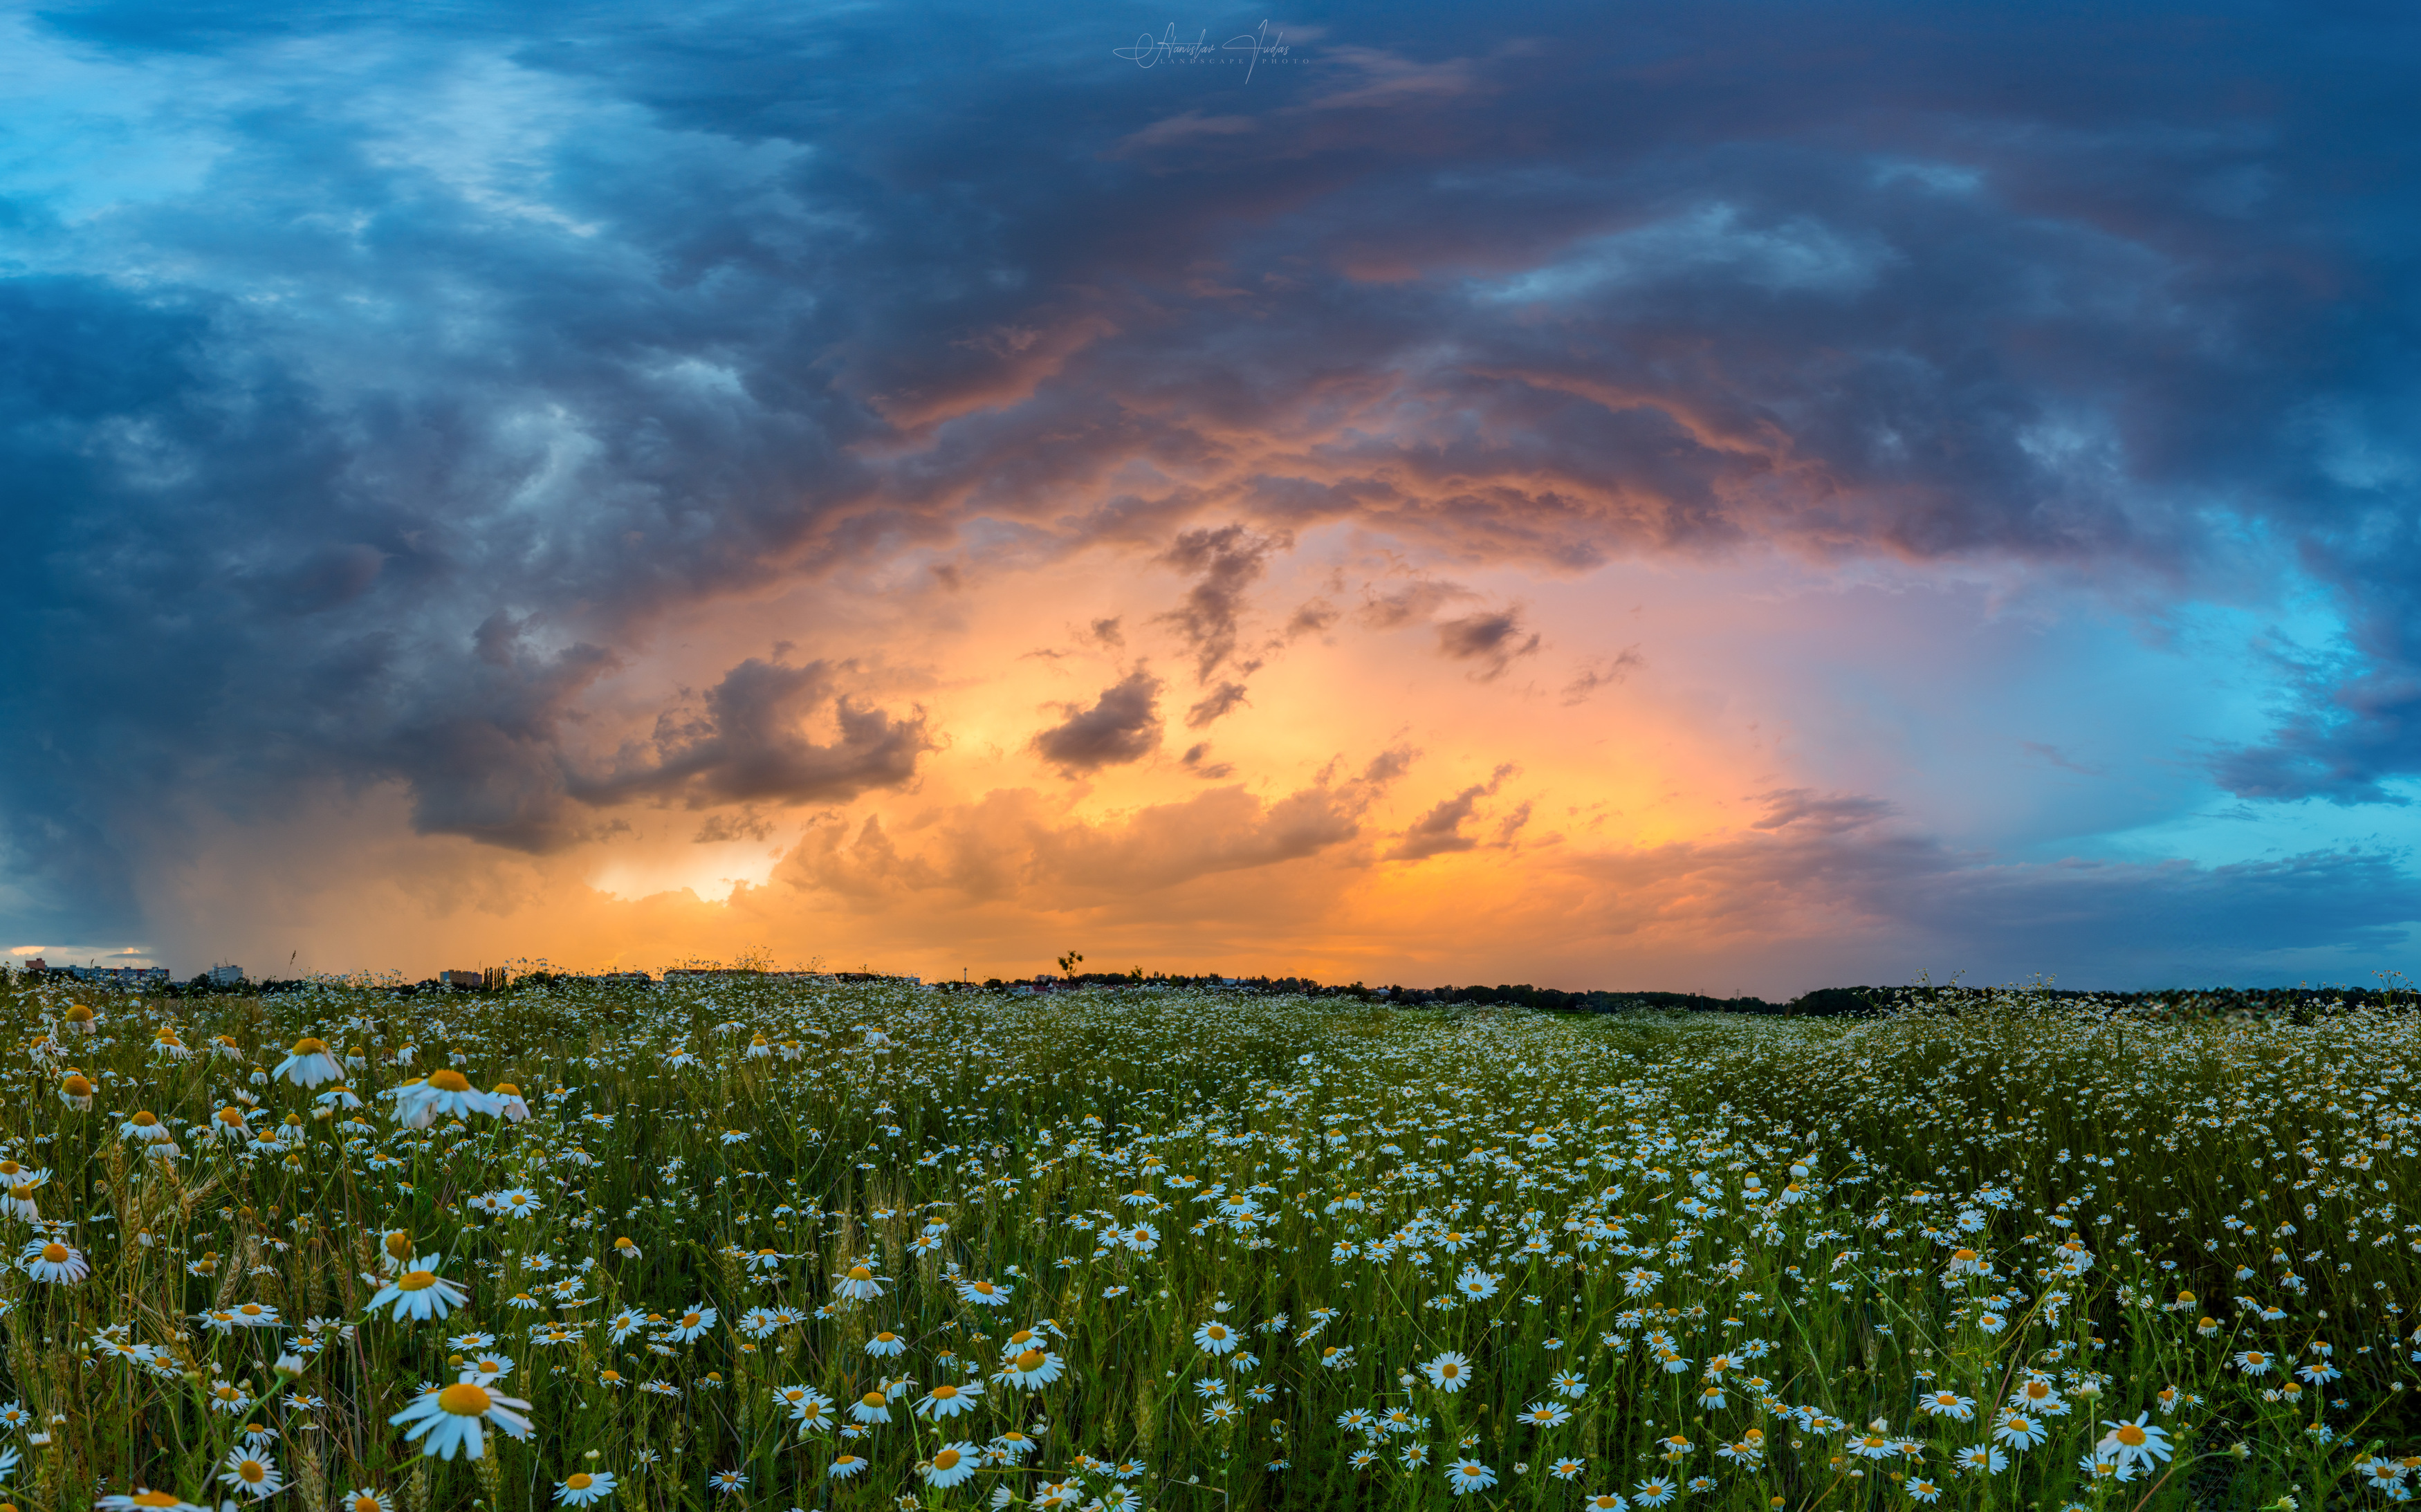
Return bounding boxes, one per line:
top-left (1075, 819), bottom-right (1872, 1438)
top-left (7, 0), bottom-right (2421, 952)
top-left (1031, 672), bottom-right (1166, 773)
top-left (580, 658), bottom-right (933, 811)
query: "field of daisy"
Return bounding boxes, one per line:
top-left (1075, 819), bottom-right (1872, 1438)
top-left (0, 975), bottom-right (2415, 1512)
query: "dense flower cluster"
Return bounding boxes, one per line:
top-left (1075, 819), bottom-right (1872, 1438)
top-left (0, 975), bottom-right (2413, 1512)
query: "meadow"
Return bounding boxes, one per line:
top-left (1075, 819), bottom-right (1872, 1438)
top-left (0, 976), bottom-right (2414, 1512)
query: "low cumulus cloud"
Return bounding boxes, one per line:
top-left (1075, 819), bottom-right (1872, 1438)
top-left (1031, 671), bottom-right (1165, 773)
top-left (1435, 609), bottom-right (1542, 681)
top-left (1157, 526), bottom-right (1283, 685)
top-left (1562, 649), bottom-right (1644, 704)
top-left (1389, 764), bottom-right (1517, 860)
top-left (780, 746), bottom-right (1417, 902)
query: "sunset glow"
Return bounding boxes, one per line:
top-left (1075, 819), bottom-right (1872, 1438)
top-left (7, 3), bottom-right (2420, 991)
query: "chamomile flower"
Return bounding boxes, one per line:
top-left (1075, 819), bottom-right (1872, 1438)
top-left (340, 1488), bottom-right (396, 1512)
top-left (917, 1382), bottom-right (980, 1419)
top-left (997, 1346), bottom-right (1065, 1390)
top-left (555, 1472), bottom-right (616, 1506)
top-left (1422, 1351), bottom-right (1474, 1392)
top-left (273, 1038), bottom-right (342, 1088)
top-left (19, 1239), bottom-right (88, 1284)
top-left (923, 1444), bottom-right (981, 1488)
top-left (219, 1449), bottom-right (284, 1500)
top-left (833, 1264), bottom-right (886, 1301)
top-left (96, 1492), bottom-right (209, 1512)
top-left (365, 1260), bottom-right (468, 1322)
top-left (388, 1381), bottom-right (533, 1459)
top-left (2097, 1415), bottom-right (2173, 1471)
top-left (1195, 1320), bottom-right (1241, 1354)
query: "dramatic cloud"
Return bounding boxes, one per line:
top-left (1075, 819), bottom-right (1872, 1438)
top-left (1031, 672), bottom-right (1166, 773)
top-left (6, 0), bottom-right (2420, 986)
top-left (578, 659), bottom-right (933, 815)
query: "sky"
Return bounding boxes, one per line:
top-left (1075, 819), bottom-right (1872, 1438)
top-left (6, 1), bottom-right (2421, 995)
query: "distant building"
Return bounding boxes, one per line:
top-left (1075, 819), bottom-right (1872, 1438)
top-left (441, 970), bottom-right (482, 988)
top-left (64, 965), bottom-right (169, 986)
top-left (207, 965), bottom-right (245, 986)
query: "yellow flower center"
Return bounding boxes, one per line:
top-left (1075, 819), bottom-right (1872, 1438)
top-left (397, 1271), bottom-right (437, 1291)
top-left (616, 1237), bottom-right (635, 1249)
top-left (681, 1313), bottom-right (702, 1327)
top-left (494, 1082), bottom-right (520, 1096)
top-left (1010, 1329), bottom-right (1035, 1346)
top-left (848, 1265), bottom-right (873, 1280)
top-left (66, 1006), bottom-right (93, 1022)
top-left (933, 1450), bottom-right (961, 1471)
top-left (291, 1038), bottom-right (327, 1055)
top-left (600, 1371), bottom-right (621, 1383)
top-left (566, 1475), bottom-right (593, 1491)
top-left (40, 1242), bottom-right (68, 1262)
top-left (219, 1109), bottom-right (245, 1125)
top-left (860, 1392), bottom-right (886, 1408)
top-left (436, 1383), bottom-right (492, 1416)
top-left (427, 1069), bottom-right (472, 1093)
top-left (2115, 1425), bottom-right (2147, 1446)
top-left (131, 1111), bottom-right (158, 1127)
top-left (239, 1304), bottom-right (264, 1316)
top-left (239, 1462), bottom-right (268, 1484)
top-left (355, 1497), bottom-right (382, 1512)
top-left (9, 1186), bottom-right (30, 1201)
top-left (836, 1457), bottom-right (859, 1468)
top-left (930, 1384), bottom-right (959, 1399)
top-left (875, 1331), bottom-right (898, 1344)
top-left (134, 1494), bottom-right (181, 1509)
top-left (61, 1076), bottom-right (92, 1096)
top-left (1017, 1349), bottom-right (1047, 1370)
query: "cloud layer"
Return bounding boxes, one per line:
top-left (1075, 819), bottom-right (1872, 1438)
top-left (5, 0), bottom-right (2420, 987)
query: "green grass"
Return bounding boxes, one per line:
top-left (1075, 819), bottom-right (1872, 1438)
top-left (0, 976), bottom-right (2414, 1512)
